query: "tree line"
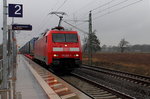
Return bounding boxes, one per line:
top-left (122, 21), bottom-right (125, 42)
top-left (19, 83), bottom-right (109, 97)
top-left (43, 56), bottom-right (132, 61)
top-left (101, 44), bottom-right (150, 53)
top-left (82, 31), bottom-right (150, 53)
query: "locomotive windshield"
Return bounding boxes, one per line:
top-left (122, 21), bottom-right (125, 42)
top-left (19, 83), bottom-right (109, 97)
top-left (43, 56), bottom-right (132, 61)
top-left (52, 34), bottom-right (65, 42)
top-left (53, 33), bottom-right (78, 42)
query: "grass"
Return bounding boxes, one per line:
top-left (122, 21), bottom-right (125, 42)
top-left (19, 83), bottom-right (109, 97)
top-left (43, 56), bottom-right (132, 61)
top-left (83, 53), bottom-right (150, 76)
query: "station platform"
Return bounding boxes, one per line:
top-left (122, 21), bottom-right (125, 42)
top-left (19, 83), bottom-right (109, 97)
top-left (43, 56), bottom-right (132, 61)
top-left (16, 55), bottom-right (91, 99)
top-left (16, 55), bottom-right (49, 99)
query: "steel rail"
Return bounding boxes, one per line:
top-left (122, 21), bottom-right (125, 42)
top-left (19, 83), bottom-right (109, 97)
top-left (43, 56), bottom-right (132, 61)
top-left (82, 64), bottom-right (150, 87)
top-left (83, 64), bottom-right (150, 80)
top-left (71, 72), bottom-right (135, 99)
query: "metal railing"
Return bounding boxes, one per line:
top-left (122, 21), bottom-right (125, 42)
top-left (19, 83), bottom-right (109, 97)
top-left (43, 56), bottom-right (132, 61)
top-left (0, 55), bottom-right (16, 99)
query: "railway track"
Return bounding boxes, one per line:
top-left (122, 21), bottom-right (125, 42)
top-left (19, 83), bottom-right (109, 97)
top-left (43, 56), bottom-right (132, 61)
top-left (32, 58), bottom-right (135, 99)
top-left (25, 56), bottom-right (150, 98)
top-left (82, 64), bottom-right (150, 87)
top-left (70, 65), bottom-right (150, 99)
top-left (61, 73), bottom-right (134, 99)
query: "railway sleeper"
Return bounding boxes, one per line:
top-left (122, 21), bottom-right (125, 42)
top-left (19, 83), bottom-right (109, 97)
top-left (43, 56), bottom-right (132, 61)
top-left (85, 90), bottom-right (105, 93)
top-left (94, 96), bottom-right (117, 98)
top-left (91, 92), bottom-right (111, 96)
top-left (85, 89), bottom-right (105, 92)
top-left (90, 91), bottom-right (108, 95)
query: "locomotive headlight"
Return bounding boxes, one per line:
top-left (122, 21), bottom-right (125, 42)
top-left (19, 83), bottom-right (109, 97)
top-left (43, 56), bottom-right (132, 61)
top-left (54, 54), bottom-right (58, 57)
top-left (75, 54), bottom-right (79, 57)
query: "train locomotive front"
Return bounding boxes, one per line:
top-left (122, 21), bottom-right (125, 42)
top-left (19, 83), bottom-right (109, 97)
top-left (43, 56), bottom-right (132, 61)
top-left (34, 28), bottom-right (82, 71)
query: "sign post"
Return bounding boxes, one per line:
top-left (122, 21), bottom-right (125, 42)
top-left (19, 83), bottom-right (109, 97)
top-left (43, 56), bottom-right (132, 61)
top-left (8, 3), bottom-right (23, 99)
top-left (1, 3), bottom-right (24, 99)
top-left (2, 0), bottom-right (8, 98)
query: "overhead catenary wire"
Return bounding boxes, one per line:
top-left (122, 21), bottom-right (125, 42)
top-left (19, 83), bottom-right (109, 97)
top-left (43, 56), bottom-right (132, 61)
top-left (35, 15), bottom-right (49, 33)
top-left (93, 0), bottom-right (129, 15)
top-left (34, 0), bottom-right (61, 35)
top-left (93, 0), bottom-right (143, 20)
top-left (63, 19), bottom-right (88, 22)
top-left (36, 0), bottom-right (127, 35)
top-left (91, 0), bottom-right (116, 11)
top-left (56, 0), bottom-right (68, 11)
top-left (34, 0), bottom-right (68, 36)
top-left (34, 0), bottom-right (144, 38)
top-left (77, 0), bottom-right (143, 26)
top-left (63, 20), bottom-right (88, 35)
top-left (76, 0), bottom-right (127, 26)
top-left (78, 0), bottom-right (117, 20)
top-left (73, 0), bottom-right (99, 14)
top-left (51, 0), bottom-right (60, 11)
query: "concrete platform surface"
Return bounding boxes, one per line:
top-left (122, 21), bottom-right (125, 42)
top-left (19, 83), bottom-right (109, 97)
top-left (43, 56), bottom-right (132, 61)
top-left (16, 55), bottom-right (49, 99)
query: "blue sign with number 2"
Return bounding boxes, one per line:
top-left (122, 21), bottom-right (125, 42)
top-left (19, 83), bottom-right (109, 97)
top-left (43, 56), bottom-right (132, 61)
top-left (8, 4), bottom-right (23, 17)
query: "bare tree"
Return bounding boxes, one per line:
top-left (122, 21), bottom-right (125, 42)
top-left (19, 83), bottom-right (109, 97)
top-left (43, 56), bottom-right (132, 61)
top-left (118, 38), bottom-right (129, 53)
top-left (101, 44), bottom-right (107, 52)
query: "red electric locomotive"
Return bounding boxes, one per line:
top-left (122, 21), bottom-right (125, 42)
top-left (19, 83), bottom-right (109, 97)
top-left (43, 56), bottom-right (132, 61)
top-left (34, 27), bottom-right (82, 70)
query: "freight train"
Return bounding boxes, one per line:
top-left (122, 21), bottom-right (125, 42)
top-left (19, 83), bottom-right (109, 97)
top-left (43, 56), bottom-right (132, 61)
top-left (19, 26), bottom-right (82, 71)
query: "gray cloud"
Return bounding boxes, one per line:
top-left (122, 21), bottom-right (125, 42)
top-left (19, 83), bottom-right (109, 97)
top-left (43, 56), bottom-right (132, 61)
top-left (0, 0), bottom-right (150, 46)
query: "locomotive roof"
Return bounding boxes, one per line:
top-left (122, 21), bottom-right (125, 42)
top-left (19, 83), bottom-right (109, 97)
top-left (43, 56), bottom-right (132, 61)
top-left (39, 26), bottom-right (77, 37)
top-left (45, 30), bottom-right (77, 36)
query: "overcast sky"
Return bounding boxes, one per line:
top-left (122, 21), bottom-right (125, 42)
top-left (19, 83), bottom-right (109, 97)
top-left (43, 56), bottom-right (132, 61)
top-left (0, 0), bottom-right (150, 47)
